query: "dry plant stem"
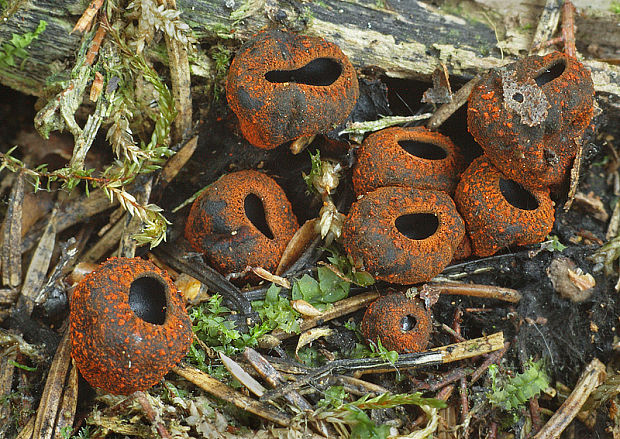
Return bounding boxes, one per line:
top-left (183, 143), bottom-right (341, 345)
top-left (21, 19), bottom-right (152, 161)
top-left (134, 391), bottom-right (173, 439)
top-left (271, 291), bottom-right (381, 340)
top-left (530, 0), bottom-right (562, 54)
top-left (530, 397), bottom-right (543, 434)
top-left (470, 342), bottom-right (510, 384)
top-left (156, 135), bottom-right (198, 191)
top-left (459, 377), bottom-right (469, 425)
top-left (332, 375), bottom-right (389, 396)
top-left (31, 331), bottom-right (72, 439)
top-left (160, 0), bottom-right (193, 143)
top-left (16, 417), bottom-right (35, 439)
top-left (119, 176), bottom-right (153, 257)
top-left (533, 358), bottom-right (606, 439)
top-left (16, 209), bottom-right (57, 315)
top-left (82, 214), bottom-right (127, 262)
top-left (428, 282), bottom-right (522, 303)
top-left (53, 365), bottom-right (79, 438)
top-left (426, 368), bottom-right (468, 392)
top-left (173, 363), bottom-right (292, 427)
top-left (427, 77), bottom-right (479, 131)
top-left (2, 172), bottom-right (24, 287)
top-left (560, 1), bottom-right (577, 57)
top-left (0, 355), bottom-right (15, 437)
top-left (565, 135), bottom-right (584, 212)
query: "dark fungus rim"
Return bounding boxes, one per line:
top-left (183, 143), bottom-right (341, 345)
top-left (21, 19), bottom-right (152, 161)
top-left (352, 126), bottom-right (465, 196)
top-left (226, 29), bottom-right (359, 149)
top-left (454, 156), bottom-right (555, 257)
top-left (70, 257), bottom-right (192, 395)
top-left (343, 186), bottom-right (465, 285)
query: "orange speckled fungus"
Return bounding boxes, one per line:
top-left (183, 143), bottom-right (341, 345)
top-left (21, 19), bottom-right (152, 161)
top-left (468, 51), bottom-right (594, 189)
top-left (226, 30), bottom-right (359, 149)
top-left (361, 292), bottom-right (432, 353)
top-left (70, 257), bottom-right (192, 395)
top-left (342, 186), bottom-right (465, 285)
top-left (352, 127), bottom-right (465, 196)
top-left (184, 170), bottom-right (299, 277)
top-left (454, 157), bottom-right (555, 257)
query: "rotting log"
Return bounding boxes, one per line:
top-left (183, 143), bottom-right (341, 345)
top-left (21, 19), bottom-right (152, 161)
top-left (0, 0), bottom-right (618, 99)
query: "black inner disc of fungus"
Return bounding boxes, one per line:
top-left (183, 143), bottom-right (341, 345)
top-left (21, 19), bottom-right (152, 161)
top-left (499, 178), bottom-right (539, 210)
top-left (400, 314), bottom-right (418, 332)
top-left (129, 276), bottom-right (167, 325)
top-left (534, 59), bottom-right (566, 87)
top-left (395, 213), bottom-right (439, 240)
top-left (265, 58), bottom-right (342, 86)
top-left (244, 193), bottom-right (274, 239)
top-left (398, 140), bottom-right (447, 160)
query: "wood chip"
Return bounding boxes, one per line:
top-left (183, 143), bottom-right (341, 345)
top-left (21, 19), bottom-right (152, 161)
top-left (2, 172), bottom-right (24, 287)
top-left (173, 363), bottom-right (292, 427)
top-left (219, 352), bottom-right (266, 397)
top-left (291, 299), bottom-right (322, 317)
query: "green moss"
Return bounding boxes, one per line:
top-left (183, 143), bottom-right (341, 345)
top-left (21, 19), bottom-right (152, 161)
top-left (0, 19), bottom-right (47, 69)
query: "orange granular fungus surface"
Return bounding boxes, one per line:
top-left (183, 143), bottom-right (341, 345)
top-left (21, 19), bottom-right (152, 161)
top-left (70, 258), bottom-right (192, 395)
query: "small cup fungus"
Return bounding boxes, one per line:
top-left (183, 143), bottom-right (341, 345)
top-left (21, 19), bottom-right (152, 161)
top-left (467, 51), bottom-right (594, 189)
top-left (342, 186), bottom-right (465, 285)
top-left (361, 292), bottom-right (432, 353)
top-left (454, 156), bottom-right (555, 257)
top-left (352, 127), bottom-right (465, 196)
top-left (184, 170), bottom-right (299, 277)
top-left (70, 257), bottom-right (192, 395)
top-left (226, 30), bottom-right (359, 149)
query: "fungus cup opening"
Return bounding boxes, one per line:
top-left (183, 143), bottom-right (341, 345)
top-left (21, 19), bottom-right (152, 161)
top-left (400, 314), bottom-right (418, 332)
top-left (129, 275), bottom-right (168, 325)
top-left (244, 193), bottom-right (275, 239)
top-left (397, 140), bottom-right (448, 160)
top-left (534, 59), bottom-right (566, 87)
top-left (499, 178), bottom-right (539, 211)
top-left (264, 57), bottom-right (342, 86)
top-left (395, 213), bottom-right (439, 240)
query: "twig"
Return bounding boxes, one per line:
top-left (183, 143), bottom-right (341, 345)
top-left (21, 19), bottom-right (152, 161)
top-left (134, 391), bottom-right (172, 439)
top-left (429, 281), bottom-right (522, 303)
top-left (533, 358), bottom-right (606, 439)
top-left (427, 77), bottom-right (480, 131)
top-left (530, 0), bottom-right (562, 54)
top-left (173, 363), bottom-right (292, 427)
top-left (72, 0), bottom-right (104, 33)
top-left (85, 24), bottom-right (107, 66)
top-left (459, 377), bottom-right (469, 426)
top-left (470, 342), bottom-right (510, 384)
top-left (260, 332), bottom-right (505, 400)
top-left (271, 291), bottom-right (381, 340)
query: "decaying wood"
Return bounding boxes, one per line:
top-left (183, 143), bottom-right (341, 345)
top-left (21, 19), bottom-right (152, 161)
top-left (427, 281), bottom-right (522, 303)
top-left (0, 0), bottom-right (617, 101)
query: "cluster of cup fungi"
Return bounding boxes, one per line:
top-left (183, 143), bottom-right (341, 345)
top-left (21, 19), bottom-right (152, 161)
top-left (69, 28), bottom-right (595, 394)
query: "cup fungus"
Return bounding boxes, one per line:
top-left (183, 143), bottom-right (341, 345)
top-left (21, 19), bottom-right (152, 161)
top-left (361, 292), bottom-right (432, 353)
top-left (467, 51), bottom-right (594, 189)
top-left (184, 170), bottom-right (299, 277)
top-left (342, 186), bottom-right (465, 285)
top-left (226, 29), bottom-right (359, 149)
top-left (352, 127), bottom-right (465, 196)
top-left (454, 156), bottom-right (555, 257)
top-left (70, 257), bottom-right (192, 395)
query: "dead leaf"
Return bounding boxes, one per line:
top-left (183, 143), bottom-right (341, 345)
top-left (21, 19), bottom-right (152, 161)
top-left (252, 267), bottom-right (291, 289)
top-left (291, 299), bottom-right (322, 317)
top-left (422, 64), bottom-right (453, 104)
top-left (276, 218), bottom-right (319, 275)
top-left (295, 327), bottom-right (333, 362)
